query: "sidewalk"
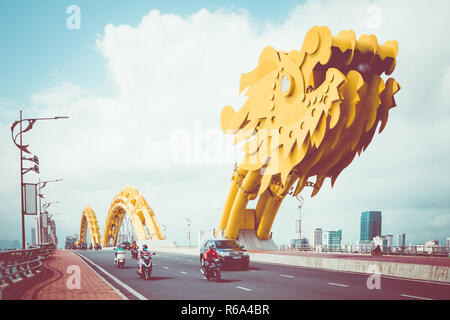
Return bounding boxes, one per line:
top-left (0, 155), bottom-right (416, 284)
top-left (21, 249), bottom-right (124, 300)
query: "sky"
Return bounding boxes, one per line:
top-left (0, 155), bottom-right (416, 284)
top-left (0, 0), bottom-right (449, 248)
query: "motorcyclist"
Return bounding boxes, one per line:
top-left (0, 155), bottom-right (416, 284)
top-left (114, 245), bottom-right (125, 259)
top-left (138, 244), bottom-right (151, 273)
top-left (372, 244), bottom-right (382, 256)
top-left (203, 244), bottom-right (221, 269)
top-left (130, 241), bottom-right (139, 259)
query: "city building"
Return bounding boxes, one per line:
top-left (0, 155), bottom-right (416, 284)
top-left (322, 230), bottom-right (342, 252)
top-left (290, 237), bottom-right (309, 250)
top-left (360, 211), bottom-right (382, 241)
top-left (310, 228), bottom-right (322, 250)
top-left (12, 240), bottom-right (20, 249)
top-left (65, 235), bottom-right (78, 249)
top-left (396, 233), bottom-right (406, 247)
top-left (447, 237), bottom-right (450, 248)
top-left (425, 240), bottom-right (439, 246)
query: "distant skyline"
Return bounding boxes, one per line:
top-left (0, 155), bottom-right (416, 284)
top-left (1, 0), bottom-right (450, 248)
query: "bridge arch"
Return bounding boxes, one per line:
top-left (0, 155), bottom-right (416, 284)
top-left (102, 186), bottom-right (164, 247)
top-left (79, 206), bottom-right (102, 246)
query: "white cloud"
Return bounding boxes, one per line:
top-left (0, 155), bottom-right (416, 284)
top-left (1, 0), bottom-right (450, 246)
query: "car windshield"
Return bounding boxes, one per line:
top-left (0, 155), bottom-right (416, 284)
top-left (214, 240), bottom-right (240, 249)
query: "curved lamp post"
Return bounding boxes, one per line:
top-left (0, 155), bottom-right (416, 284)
top-left (10, 110), bottom-right (68, 248)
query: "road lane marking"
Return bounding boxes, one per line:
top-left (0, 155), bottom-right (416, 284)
top-left (186, 259), bottom-right (193, 262)
top-left (236, 286), bottom-right (252, 291)
top-left (280, 274), bottom-right (294, 278)
top-left (400, 294), bottom-right (432, 300)
top-left (74, 252), bottom-right (146, 300)
top-left (328, 282), bottom-right (349, 287)
top-left (179, 271), bottom-right (188, 274)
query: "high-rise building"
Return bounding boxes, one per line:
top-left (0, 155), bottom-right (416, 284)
top-left (396, 233), bottom-right (406, 247)
top-left (310, 228), bottom-right (323, 248)
top-left (360, 211), bottom-right (382, 241)
top-left (447, 237), bottom-right (450, 248)
top-left (323, 230), bottom-right (342, 252)
top-left (12, 240), bottom-right (20, 249)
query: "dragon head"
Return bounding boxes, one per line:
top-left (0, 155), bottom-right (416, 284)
top-left (221, 26), bottom-right (400, 197)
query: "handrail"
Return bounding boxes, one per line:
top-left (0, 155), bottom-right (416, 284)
top-left (0, 243), bottom-right (56, 298)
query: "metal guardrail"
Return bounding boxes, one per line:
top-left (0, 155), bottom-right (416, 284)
top-left (281, 244), bottom-right (450, 257)
top-left (0, 243), bottom-right (56, 296)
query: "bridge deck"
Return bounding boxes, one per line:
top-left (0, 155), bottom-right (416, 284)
top-left (20, 249), bottom-right (123, 300)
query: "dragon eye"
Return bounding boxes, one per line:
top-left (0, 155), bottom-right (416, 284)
top-left (281, 74), bottom-right (294, 96)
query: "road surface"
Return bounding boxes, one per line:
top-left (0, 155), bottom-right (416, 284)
top-left (74, 249), bottom-right (449, 300)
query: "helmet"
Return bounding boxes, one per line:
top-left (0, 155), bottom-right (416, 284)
top-left (209, 244), bottom-right (215, 250)
top-left (143, 244), bottom-right (148, 250)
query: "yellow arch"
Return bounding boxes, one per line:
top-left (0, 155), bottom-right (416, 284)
top-left (79, 206), bottom-right (102, 246)
top-left (102, 186), bottom-right (164, 247)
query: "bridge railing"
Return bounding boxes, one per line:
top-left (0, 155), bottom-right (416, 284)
top-left (0, 243), bottom-right (56, 294)
top-left (281, 244), bottom-right (450, 257)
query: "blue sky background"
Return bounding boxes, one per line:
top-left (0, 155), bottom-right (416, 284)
top-left (0, 1), bottom-right (303, 105)
top-left (1, 0), bottom-right (449, 248)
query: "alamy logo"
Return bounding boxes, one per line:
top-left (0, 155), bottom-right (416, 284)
top-left (66, 5), bottom-right (81, 30)
top-left (366, 264), bottom-right (381, 290)
top-left (366, 5), bottom-right (381, 30)
top-left (66, 265), bottom-right (81, 289)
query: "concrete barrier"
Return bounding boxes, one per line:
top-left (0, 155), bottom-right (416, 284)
top-left (152, 247), bottom-right (450, 283)
top-left (250, 252), bottom-right (450, 283)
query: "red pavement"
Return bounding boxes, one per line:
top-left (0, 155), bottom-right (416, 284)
top-left (250, 250), bottom-right (450, 267)
top-left (21, 249), bottom-right (123, 300)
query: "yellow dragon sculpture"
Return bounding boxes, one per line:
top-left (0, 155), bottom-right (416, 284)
top-left (217, 26), bottom-right (400, 241)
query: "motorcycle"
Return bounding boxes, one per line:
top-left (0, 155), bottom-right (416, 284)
top-left (201, 258), bottom-right (221, 282)
top-left (137, 251), bottom-right (155, 280)
top-left (131, 248), bottom-right (139, 260)
top-left (114, 251), bottom-right (126, 268)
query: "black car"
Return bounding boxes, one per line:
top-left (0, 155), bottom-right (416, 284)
top-left (200, 239), bottom-right (250, 270)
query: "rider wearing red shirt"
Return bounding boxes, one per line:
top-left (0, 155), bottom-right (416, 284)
top-left (203, 244), bottom-right (221, 266)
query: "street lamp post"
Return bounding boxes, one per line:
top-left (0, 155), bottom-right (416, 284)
top-left (10, 111), bottom-right (68, 248)
top-left (42, 201), bottom-right (60, 244)
top-left (186, 218), bottom-right (191, 247)
top-left (37, 179), bottom-right (62, 244)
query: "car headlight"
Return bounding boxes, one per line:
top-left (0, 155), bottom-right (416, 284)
top-left (220, 252), bottom-right (230, 257)
top-left (242, 252), bottom-right (249, 256)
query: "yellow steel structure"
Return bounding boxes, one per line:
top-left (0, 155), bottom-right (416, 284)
top-left (102, 186), bottom-right (164, 247)
top-left (79, 206), bottom-right (102, 246)
top-left (217, 26), bottom-right (400, 240)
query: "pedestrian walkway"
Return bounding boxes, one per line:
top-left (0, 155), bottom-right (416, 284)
top-left (21, 249), bottom-right (124, 300)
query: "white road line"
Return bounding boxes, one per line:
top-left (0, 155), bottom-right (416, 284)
top-left (328, 282), bottom-right (349, 287)
top-left (400, 294), bottom-right (432, 300)
top-left (179, 271), bottom-right (188, 274)
top-left (236, 286), bottom-right (252, 291)
top-left (280, 274), bottom-right (294, 278)
top-left (74, 252), bottom-right (146, 300)
top-left (186, 259), bottom-right (193, 262)
top-left (163, 266), bottom-right (169, 270)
